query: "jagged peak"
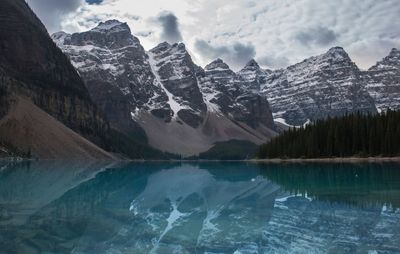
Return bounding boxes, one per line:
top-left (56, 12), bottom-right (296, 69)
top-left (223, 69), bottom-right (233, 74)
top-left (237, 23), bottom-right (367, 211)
top-left (91, 19), bottom-right (130, 32)
top-left (295, 46), bottom-right (350, 66)
top-left (369, 47), bottom-right (400, 71)
top-left (52, 31), bottom-right (70, 37)
top-left (150, 41), bottom-right (172, 52)
top-left (51, 31), bottom-right (71, 46)
top-left (388, 48), bottom-right (400, 57)
top-left (175, 42), bottom-right (186, 50)
top-left (325, 46), bottom-right (349, 58)
top-left (244, 59), bottom-right (260, 69)
top-left (205, 58), bottom-right (230, 71)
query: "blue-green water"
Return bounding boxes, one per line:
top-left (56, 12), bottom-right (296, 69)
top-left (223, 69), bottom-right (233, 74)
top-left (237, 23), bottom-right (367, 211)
top-left (0, 161), bottom-right (400, 254)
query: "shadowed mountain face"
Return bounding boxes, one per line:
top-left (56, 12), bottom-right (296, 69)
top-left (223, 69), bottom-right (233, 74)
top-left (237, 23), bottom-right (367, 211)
top-left (0, 162), bottom-right (400, 253)
top-left (0, 0), bottom-right (115, 158)
top-left (0, 0), bottom-right (108, 138)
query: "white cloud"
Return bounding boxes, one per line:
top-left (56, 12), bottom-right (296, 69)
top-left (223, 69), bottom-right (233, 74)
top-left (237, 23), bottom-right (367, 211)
top-left (28, 0), bottom-right (400, 70)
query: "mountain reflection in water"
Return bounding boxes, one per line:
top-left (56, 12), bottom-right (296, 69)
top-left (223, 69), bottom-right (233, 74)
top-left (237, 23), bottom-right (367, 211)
top-left (0, 161), bottom-right (399, 253)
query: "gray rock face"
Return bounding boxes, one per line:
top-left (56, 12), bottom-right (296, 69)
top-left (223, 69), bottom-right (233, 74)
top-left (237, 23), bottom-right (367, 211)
top-left (149, 42), bottom-right (207, 128)
top-left (197, 59), bottom-right (275, 129)
top-left (52, 20), bottom-right (171, 133)
top-left (258, 47), bottom-right (377, 126)
top-left (237, 59), bottom-right (271, 92)
top-left (363, 48), bottom-right (400, 112)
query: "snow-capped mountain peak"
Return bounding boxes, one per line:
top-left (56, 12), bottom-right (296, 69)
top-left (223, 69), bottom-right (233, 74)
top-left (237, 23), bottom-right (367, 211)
top-left (205, 58), bottom-right (231, 71)
top-left (369, 48), bottom-right (400, 71)
top-left (364, 48), bottom-right (400, 112)
top-left (244, 59), bottom-right (260, 69)
top-left (260, 47), bottom-right (376, 125)
top-left (91, 19), bottom-right (129, 33)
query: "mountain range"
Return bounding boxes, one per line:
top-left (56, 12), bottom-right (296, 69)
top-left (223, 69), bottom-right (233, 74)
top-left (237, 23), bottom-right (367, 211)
top-left (52, 20), bottom-right (277, 156)
top-left (0, 0), bottom-right (399, 159)
top-left (52, 20), bottom-right (400, 155)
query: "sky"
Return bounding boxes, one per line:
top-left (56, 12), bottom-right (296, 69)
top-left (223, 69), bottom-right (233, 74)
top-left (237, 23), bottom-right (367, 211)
top-left (26, 0), bottom-right (400, 71)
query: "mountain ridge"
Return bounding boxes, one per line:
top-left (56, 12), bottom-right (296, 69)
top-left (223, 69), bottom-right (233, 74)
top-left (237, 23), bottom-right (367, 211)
top-left (53, 21), bottom-right (277, 156)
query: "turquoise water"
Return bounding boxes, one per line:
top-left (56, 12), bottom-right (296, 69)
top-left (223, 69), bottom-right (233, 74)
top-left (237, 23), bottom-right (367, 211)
top-left (0, 161), bottom-right (400, 254)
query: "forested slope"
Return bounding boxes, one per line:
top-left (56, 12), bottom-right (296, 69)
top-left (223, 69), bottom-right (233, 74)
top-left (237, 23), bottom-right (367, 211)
top-left (259, 110), bottom-right (400, 158)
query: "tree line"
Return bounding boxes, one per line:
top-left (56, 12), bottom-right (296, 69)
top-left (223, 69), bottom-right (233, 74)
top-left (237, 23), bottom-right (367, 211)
top-left (259, 110), bottom-right (400, 158)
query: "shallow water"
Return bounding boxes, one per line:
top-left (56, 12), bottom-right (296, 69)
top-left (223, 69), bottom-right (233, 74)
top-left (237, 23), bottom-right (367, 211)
top-left (0, 161), bottom-right (399, 254)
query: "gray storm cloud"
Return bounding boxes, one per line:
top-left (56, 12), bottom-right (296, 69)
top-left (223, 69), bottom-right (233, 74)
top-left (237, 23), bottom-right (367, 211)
top-left (27, 0), bottom-right (83, 32)
top-left (195, 39), bottom-right (256, 70)
top-left (295, 26), bottom-right (338, 47)
top-left (157, 12), bottom-right (183, 43)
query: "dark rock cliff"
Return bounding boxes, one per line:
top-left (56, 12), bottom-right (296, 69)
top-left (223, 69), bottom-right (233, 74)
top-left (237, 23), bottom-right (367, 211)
top-left (0, 0), bottom-right (109, 146)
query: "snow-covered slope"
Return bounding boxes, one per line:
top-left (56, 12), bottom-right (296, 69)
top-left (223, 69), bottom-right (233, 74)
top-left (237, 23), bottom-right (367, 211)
top-left (148, 42), bottom-right (207, 127)
top-left (363, 48), bottom-right (400, 112)
top-left (240, 47), bottom-right (377, 126)
top-left (53, 20), bottom-right (277, 156)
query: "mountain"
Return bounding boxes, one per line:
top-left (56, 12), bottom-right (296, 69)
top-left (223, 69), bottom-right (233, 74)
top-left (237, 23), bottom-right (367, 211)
top-left (237, 59), bottom-right (272, 92)
top-left (149, 42), bottom-right (207, 127)
top-left (363, 48), bottom-right (400, 112)
top-left (0, 0), bottom-right (117, 159)
top-left (0, 1), bottom-right (173, 159)
top-left (255, 47), bottom-right (377, 126)
top-left (198, 58), bottom-right (275, 130)
top-left (52, 20), bottom-right (170, 137)
top-left (53, 21), bottom-right (277, 156)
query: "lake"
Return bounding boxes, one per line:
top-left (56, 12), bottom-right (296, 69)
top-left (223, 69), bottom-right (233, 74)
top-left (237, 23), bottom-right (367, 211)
top-left (0, 161), bottom-right (399, 253)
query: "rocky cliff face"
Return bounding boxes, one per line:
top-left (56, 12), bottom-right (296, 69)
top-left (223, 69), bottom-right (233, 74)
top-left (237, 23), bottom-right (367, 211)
top-left (52, 20), bottom-right (169, 135)
top-left (258, 47), bottom-right (377, 126)
top-left (363, 48), bottom-right (400, 112)
top-left (0, 0), bottom-right (109, 146)
top-left (54, 21), bottom-right (277, 155)
top-left (149, 42), bottom-right (207, 127)
top-left (198, 59), bottom-right (275, 129)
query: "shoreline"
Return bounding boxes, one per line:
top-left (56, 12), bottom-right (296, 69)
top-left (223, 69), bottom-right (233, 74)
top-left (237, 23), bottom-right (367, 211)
top-left (251, 157), bottom-right (400, 163)
top-left (2, 157), bottom-right (400, 163)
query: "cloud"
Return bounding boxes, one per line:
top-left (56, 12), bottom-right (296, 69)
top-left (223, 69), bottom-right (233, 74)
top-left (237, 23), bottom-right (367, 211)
top-left (195, 39), bottom-right (256, 70)
top-left (26, 0), bottom-right (84, 32)
top-left (257, 54), bottom-right (290, 69)
top-left (29, 0), bottom-right (400, 69)
top-left (157, 12), bottom-right (183, 43)
top-left (86, 0), bottom-right (103, 4)
top-left (295, 26), bottom-right (337, 47)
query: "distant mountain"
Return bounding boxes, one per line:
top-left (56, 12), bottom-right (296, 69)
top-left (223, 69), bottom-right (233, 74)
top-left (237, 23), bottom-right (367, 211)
top-left (363, 48), bottom-right (400, 112)
top-left (253, 47), bottom-right (377, 126)
top-left (236, 47), bottom-right (400, 127)
top-left (53, 21), bottom-right (277, 156)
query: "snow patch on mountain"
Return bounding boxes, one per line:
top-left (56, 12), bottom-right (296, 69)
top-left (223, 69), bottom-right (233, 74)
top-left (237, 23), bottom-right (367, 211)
top-left (148, 51), bottom-right (186, 118)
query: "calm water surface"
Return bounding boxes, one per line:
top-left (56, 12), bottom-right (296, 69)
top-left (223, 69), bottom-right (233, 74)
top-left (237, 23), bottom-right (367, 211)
top-left (0, 161), bottom-right (400, 254)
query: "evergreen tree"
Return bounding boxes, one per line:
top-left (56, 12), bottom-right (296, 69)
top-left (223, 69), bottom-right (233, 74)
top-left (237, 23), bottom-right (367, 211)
top-left (258, 111), bottom-right (400, 159)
